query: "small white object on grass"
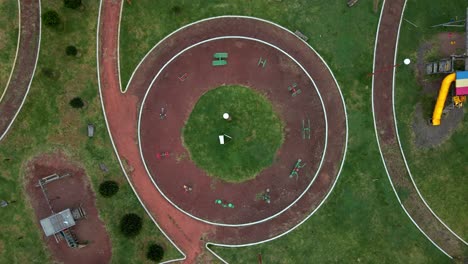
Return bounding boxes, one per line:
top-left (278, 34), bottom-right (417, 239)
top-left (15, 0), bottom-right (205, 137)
top-left (219, 135), bottom-right (225, 145)
top-left (403, 58), bottom-right (411, 65)
top-left (223, 113), bottom-right (230, 120)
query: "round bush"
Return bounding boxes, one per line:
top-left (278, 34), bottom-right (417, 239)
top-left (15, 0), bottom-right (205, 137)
top-left (64, 0), bottom-right (81, 9)
top-left (120, 213), bottom-right (143, 237)
top-left (147, 243), bottom-right (164, 262)
top-left (69, 97), bottom-right (84, 108)
top-left (171, 5), bottom-right (182, 14)
top-left (65, 45), bottom-right (78, 56)
top-left (99, 180), bottom-right (119, 197)
top-left (43, 11), bottom-right (61, 28)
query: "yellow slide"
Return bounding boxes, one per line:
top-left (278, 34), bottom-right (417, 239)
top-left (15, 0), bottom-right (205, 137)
top-left (431, 73), bottom-right (456, 126)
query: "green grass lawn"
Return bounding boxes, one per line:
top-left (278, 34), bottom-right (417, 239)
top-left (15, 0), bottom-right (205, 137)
top-left (0, 0), bottom-right (180, 263)
top-left (394, 0), bottom-right (467, 241)
top-left (119, 0), bottom-right (453, 263)
top-left (0, 0), bottom-right (18, 97)
top-left (182, 85), bottom-right (284, 182)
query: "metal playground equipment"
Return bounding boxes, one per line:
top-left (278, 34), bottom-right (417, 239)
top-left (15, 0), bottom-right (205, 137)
top-left (36, 173), bottom-right (87, 248)
top-left (287, 83), bottom-right (301, 97)
top-left (302, 119), bottom-right (311, 139)
top-left (289, 159), bottom-right (306, 179)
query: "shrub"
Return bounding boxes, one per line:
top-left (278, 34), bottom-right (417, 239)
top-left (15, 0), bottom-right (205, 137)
top-left (146, 243), bottom-right (164, 262)
top-left (43, 11), bottom-right (61, 28)
top-left (99, 180), bottom-right (119, 197)
top-left (65, 45), bottom-right (78, 56)
top-left (120, 213), bottom-right (143, 237)
top-left (64, 0), bottom-right (82, 9)
top-left (171, 5), bottom-right (182, 15)
top-left (69, 97), bottom-right (84, 108)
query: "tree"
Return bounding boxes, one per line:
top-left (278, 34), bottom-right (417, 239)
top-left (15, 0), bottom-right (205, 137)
top-left (65, 45), bottom-right (78, 56)
top-left (99, 180), bottom-right (119, 197)
top-left (146, 243), bottom-right (164, 262)
top-left (64, 0), bottom-right (82, 9)
top-left (43, 11), bottom-right (61, 28)
top-left (69, 97), bottom-right (84, 109)
top-left (120, 213), bottom-right (143, 237)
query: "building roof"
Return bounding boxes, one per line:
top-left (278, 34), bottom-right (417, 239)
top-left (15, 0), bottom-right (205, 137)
top-left (40, 209), bottom-right (76, 236)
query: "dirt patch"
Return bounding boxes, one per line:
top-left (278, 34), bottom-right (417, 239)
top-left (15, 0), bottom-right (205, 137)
top-left (412, 103), bottom-right (464, 148)
top-left (24, 152), bottom-right (111, 264)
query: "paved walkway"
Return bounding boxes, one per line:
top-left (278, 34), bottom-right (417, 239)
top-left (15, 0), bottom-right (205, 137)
top-left (0, 0), bottom-right (40, 142)
top-left (372, 0), bottom-right (467, 259)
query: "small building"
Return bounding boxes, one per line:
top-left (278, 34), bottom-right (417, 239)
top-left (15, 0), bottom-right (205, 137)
top-left (87, 124), bottom-right (94, 138)
top-left (40, 209), bottom-right (76, 237)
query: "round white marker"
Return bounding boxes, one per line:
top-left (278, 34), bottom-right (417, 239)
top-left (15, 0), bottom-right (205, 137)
top-left (403, 58), bottom-right (411, 65)
top-left (223, 113), bottom-right (230, 120)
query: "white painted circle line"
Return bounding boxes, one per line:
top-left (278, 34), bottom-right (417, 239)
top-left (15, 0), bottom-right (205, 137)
top-left (138, 36), bottom-right (329, 227)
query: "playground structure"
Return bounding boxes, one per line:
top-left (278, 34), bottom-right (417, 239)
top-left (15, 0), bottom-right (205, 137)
top-left (430, 8), bottom-right (468, 126)
top-left (302, 119), bottom-right (311, 139)
top-left (36, 173), bottom-right (87, 248)
top-left (287, 83), bottom-right (301, 97)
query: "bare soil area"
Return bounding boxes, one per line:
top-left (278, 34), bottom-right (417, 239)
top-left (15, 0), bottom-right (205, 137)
top-left (25, 152), bottom-right (111, 264)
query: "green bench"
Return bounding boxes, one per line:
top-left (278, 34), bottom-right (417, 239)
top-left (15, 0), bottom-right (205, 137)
top-left (212, 59), bottom-right (227, 66)
top-left (213, 52), bottom-right (228, 59)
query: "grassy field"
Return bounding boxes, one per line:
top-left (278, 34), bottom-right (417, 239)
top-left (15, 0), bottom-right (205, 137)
top-left (394, 0), bottom-right (467, 240)
top-left (119, 0), bottom-right (453, 263)
top-left (0, 1), bottom-right (180, 263)
top-left (0, 0), bottom-right (18, 97)
top-left (182, 85), bottom-right (283, 182)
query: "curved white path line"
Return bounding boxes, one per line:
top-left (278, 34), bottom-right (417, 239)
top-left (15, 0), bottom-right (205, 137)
top-left (0, 0), bottom-right (21, 103)
top-left (0, 0), bottom-right (42, 142)
top-left (96, 1), bottom-right (186, 263)
top-left (371, 0), bottom-right (453, 258)
top-left (137, 36), bottom-right (329, 227)
top-left (101, 11), bottom-right (348, 262)
top-left (391, 7), bottom-right (468, 247)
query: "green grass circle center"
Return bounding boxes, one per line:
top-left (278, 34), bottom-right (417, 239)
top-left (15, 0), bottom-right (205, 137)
top-left (182, 85), bottom-right (284, 183)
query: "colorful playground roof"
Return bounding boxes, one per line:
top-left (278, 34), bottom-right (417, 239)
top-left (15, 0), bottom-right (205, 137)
top-left (456, 71), bottom-right (468, 95)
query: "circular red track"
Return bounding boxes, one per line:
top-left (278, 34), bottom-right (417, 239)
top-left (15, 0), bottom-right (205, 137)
top-left (139, 37), bottom-right (327, 225)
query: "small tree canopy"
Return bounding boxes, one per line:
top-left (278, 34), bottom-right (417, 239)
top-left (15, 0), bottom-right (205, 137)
top-left (64, 0), bottom-right (82, 9)
top-left (146, 243), bottom-right (164, 262)
top-left (69, 97), bottom-right (84, 109)
top-left (120, 213), bottom-right (143, 237)
top-left (99, 180), bottom-right (119, 197)
top-left (66, 45), bottom-right (78, 56)
top-left (43, 11), bottom-right (61, 28)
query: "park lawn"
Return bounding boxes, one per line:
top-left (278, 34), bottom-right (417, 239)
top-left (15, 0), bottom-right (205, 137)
top-left (182, 85), bottom-right (284, 182)
top-left (0, 0), bottom-right (18, 97)
top-left (0, 0), bottom-right (180, 263)
top-left (394, 0), bottom-right (467, 240)
top-left (120, 0), bottom-right (452, 263)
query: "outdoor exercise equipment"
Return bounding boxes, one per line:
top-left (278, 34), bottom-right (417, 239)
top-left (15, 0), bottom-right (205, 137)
top-left (302, 119), bottom-right (311, 140)
top-left (178, 72), bottom-right (188, 82)
top-left (258, 57), bottom-right (267, 68)
top-left (214, 199), bottom-right (235, 208)
top-left (160, 106), bottom-right (167, 120)
top-left (287, 83), bottom-right (301, 97)
top-left (156, 151), bottom-right (170, 160)
top-left (212, 52), bottom-right (228, 66)
top-left (289, 159), bottom-right (306, 178)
